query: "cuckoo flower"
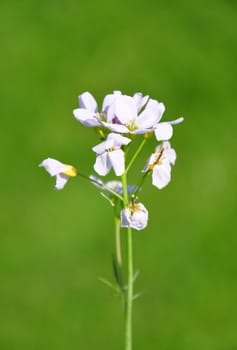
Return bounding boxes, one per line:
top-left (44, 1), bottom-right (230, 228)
top-left (39, 158), bottom-right (77, 190)
top-left (92, 133), bottom-right (131, 176)
top-left (102, 91), bottom-right (183, 139)
top-left (121, 202), bottom-right (149, 231)
top-left (73, 91), bottom-right (101, 127)
top-left (143, 141), bottom-right (176, 189)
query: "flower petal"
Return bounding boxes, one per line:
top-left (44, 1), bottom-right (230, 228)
top-left (39, 158), bottom-right (65, 176)
top-left (133, 93), bottom-right (149, 112)
top-left (114, 95), bottom-right (137, 124)
top-left (152, 162), bottom-right (171, 189)
top-left (167, 117), bottom-right (184, 125)
top-left (137, 99), bottom-right (165, 129)
top-left (55, 174), bottom-right (69, 190)
top-left (73, 108), bottom-right (100, 127)
top-left (154, 122), bottom-right (173, 141)
top-left (102, 122), bottom-right (129, 133)
top-left (121, 203), bottom-right (148, 230)
top-left (108, 149), bottom-right (125, 176)
top-left (107, 133), bottom-right (131, 147)
top-left (94, 153), bottom-right (111, 176)
top-left (79, 92), bottom-right (98, 112)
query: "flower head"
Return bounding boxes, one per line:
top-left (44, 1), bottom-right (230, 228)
top-left (39, 158), bottom-right (77, 190)
top-left (73, 91), bottom-right (183, 141)
top-left (73, 91), bottom-right (101, 127)
top-left (121, 202), bottom-right (148, 231)
top-left (92, 133), bottom-right (131, 176)
top-left (143, 141), bottom-right (176, 189)
top-left (102, 91), bottom-right (183, 140)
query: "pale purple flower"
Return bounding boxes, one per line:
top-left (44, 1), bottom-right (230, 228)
top-left (121, 202), bottom-right (148, 231)
top-left (92, 133), bottom-right (131, 176)
top-left (102, 91), bottom-right (183, 139)
top-left (143, 141), bottom-right (176, 189)
top-left (73, 91), bottom-right (101, 127)
top-left (39, 158), bottom-right (77, 190)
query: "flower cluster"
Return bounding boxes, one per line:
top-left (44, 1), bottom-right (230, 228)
top-left (40, 90), bottom-right (183, 230)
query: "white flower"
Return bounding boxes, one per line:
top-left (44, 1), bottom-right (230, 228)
top-left (39, 158), bottom-right (77, 190)
top-left (121, 202), bottom-right (148, 231)
top-left (92, 133), bottom-right (131, 176)
top-left (73, 91), bottom-right (101, 127)
top-left (73, 91), bottom-right (183, 140)
top-left (143, 141), bottom-right (176, 189)
top-left (102, 91), bottom-right (183, 139)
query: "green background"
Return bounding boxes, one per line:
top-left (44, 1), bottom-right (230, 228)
top-left (0, 0), bottom-right (236, 349)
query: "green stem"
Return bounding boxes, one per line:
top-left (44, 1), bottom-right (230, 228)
top-left (121, 173), bottom-right (133, 350)
top-left (77, 172), bottom-right (123, 201)
top-left (125, 137), bottom-right (147, 175)
top-left (115, 216), bottom-right (122, 268)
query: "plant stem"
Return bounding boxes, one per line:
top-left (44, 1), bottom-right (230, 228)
top-left (121, 173), bottom-right (133, 350)
top-left (125, 137), bottom-right (147, 175)
top-left (115, 216), bottom-right (122, 268)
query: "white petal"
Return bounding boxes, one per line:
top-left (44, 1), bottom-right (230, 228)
top-left (92, 138), bottom-right (114, 154)
top-left (94, 153), bottom-right (111, 176)
top-left (167, 117), bottom-right (184, 125)
top-left (120, 203), bottom-right (148, 231)
top-left (102, 122), bottom-right (129, 133)
top-left (120, 207), bottom-right (131, 228)
top-left (73, 108), bottom-right (100, 127)
top-left (154, 123), bottom-right (173, 141)
top-left (114, 95), bottom-right (137, 124)
top-left (133, 93), bottom-right (149, 112)
top-left (108, 149), bottom-right (125, 176)
top-left (107, 133), bottom-right (131, 147)
top-left (55, 174), bottom-right (69, 190)
top-left (102, 92), bottom-right (121, 112)
top-left (152, 162), bottom-right (171, 189)
top-left (78, 92), bottom-right (98, 112)
top-left (137, 100), bottom-right (165, 129)
top-left (39, 158), bottom-right (65, 176)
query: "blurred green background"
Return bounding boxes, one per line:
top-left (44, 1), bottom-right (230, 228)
top-left (0, 0), bottom-right (236, 349)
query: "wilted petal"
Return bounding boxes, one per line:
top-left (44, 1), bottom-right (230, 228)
top-left (94, 153), bottom-right (111, 176)
top-left (79, 91), bottom-right (98, 112)
top-left (108, 149), bottom-right (125, 176)
top-left (154, 122), bottom-right (173, 141)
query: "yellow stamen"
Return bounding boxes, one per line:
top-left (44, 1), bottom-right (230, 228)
top-left (62, 165), bottom-right (77, 177)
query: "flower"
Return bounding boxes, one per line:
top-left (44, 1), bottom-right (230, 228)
top-left (92, 133), bottom-right (131, 176)
top-left (121, 202), bottom-right (148, 231)
top-left (39, 158), bottom-right (77, 190)
top-left (102, 91), bottom-right (183, 140)
top-left (73, 91), bottom-right (183, 141)
top-left (73, 91), bottom-right (101, 127)
top-left (89, 175), bottom-right (136, 206)
top-left (89, 175), bottom-right (136, 196)
top-left (143, 141), bottom-right (176, 189)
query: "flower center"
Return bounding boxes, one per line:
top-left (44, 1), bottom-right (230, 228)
top-left (62, 165), bottom-right (77, 177)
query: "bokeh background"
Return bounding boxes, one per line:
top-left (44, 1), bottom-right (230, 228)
top-left (0, 0), bottom-right (236, 349)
